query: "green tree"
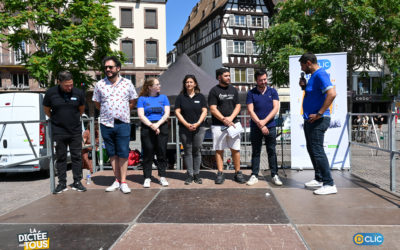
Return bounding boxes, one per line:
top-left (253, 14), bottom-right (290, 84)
top-left (256, 0), bottom-right (400, 94)
top-left (0, 0), bottom-right (123, 88)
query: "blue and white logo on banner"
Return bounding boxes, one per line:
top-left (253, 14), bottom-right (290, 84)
top-left (318, 59), bottom-right (331, 70)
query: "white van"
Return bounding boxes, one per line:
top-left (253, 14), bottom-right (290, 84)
top-left (0, 92), bottom-right (51, 174)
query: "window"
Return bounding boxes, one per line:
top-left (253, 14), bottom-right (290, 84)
top-left (120, 8), bottom-right (133, 28)
top-left (202, 26), bottom-right (208, 38)
top-left (234, 41), bottom-right (245, 54)
top-left (213, 42), bottom-right (221, 58)
top-left (253, 41), bottom-right (260, 55)
top-left (14, 41), bottom-right (26, 64)
top-left (234, 69), bottom-right (246, 83)
top-left (251, 16), bottom-right (262, 27)
top-left (145, 40), bottom-right (158, 65)
top-left (357, 77), bottom-right (370, 94)
top-left (211, 18), bottom-right (218, 31)
top-left (121, 74), bottom-right (136, 87)
top-left (234, 15), bottom-right (245, 26)
top-left (196, 29), bottom-right (202, 40)
top-left (247, 68), bottom-right (254, 83)
top-left (196, 52), bottom-right (202, 66)
top-left (145, 9), bottom-right (157, 28)
top-left (184, 39), bottom-right (189, 50)
top-left (371, 77), bottom-right (382, 94)
top-left (121, 40), bottom-right (134, 64)
top-left (12, 73), bottom-right (29, 88)
top-left (191, 33), bottom-right (196, 45)
top-left (358, 76), bottom-right (382, 95)
top-left (370, 53), bottom-right (378, 64)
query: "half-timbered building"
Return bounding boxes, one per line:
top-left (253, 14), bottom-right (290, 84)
top-left (174, 0), bottom-right (277, 93)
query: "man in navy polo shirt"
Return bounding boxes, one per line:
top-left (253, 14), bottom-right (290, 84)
top-left (299, 52), bottom-right (337, 195)
top-left (246, 69), bottom-right (281, 186)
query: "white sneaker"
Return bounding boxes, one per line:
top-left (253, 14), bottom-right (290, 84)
top-left (160, 177), bottom-right (169, 187)
top-left (120, 183), bottom-right (131, 194)
top-left (143, 178), bottom-right (151, 188)
top-left (105, 180), bottom-right (120, 192)
top-left (304, 179), bottom-right (323, 188)
top-left (314, 185), bottom-right (337, 195)
top-left (246, 175), bottom-right (259, 186)
top-left (272, 175), bottom-right (283, 186)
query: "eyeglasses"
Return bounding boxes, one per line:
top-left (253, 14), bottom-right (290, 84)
top-left (152, 83), bottom-right (161, 87)
top-left (104, 66), bottom-right (116, 70)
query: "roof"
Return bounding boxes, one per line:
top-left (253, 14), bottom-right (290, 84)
top-left (176, 0), bottom-right (228, 43)
top-left (175, 0), bottom-right (279, 44)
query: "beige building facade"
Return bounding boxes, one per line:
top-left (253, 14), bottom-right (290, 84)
top-left (0, 0), bottom-right (167, 93)
top-left (103, 0), bottom-right (168, 88)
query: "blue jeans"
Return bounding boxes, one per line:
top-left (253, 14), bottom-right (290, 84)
top-left (250, 126), bottom-right (278, 177)
top-left (100, 121), bottom-right (131, 158)
top-left (303, 117), bottom-right (334, 186)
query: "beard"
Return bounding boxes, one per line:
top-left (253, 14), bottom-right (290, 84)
top-left (106, 71), bottom-right (119, 80)
top-left (220, 78), bottom-right (230, 86)
top-left (257, 83), bottom-right (266, 89)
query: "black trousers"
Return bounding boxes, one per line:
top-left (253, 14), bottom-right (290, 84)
top-left (54, 134), bottom-right (82, 184)
top-left (140, 123), bottom-right (168, 179)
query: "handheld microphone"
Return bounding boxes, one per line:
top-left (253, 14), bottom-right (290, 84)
top-left (300, 72), bottom-right (306, 90)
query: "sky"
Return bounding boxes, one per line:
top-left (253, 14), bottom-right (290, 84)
top-left (166, 0), bottom-right (199, 52)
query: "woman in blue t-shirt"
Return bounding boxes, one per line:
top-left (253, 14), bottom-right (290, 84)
top-left (175, 75), bottom-right (207, 185)
top-left (137, 78), bottom-right (170, 188)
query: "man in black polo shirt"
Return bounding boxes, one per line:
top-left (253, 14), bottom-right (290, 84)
top-left (43, 71), bottom-right (86, 193)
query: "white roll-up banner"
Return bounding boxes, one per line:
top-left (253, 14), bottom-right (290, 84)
top-left (289, 52), bottom-right (350, 170)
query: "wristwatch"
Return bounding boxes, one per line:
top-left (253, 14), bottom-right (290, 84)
top-left (317, 112), bottom-right (323, 117)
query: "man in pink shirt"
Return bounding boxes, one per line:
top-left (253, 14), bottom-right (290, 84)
top-left (93, 56), bottom-right (137, 194)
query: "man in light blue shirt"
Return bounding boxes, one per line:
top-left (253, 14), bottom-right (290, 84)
top-left (299, 52), bottom-right (337, 195)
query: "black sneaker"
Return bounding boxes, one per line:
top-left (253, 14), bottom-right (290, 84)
top-left (215, 171), bottom-right (225, 184)
top-left (184, 175), bottom-right (193, 185)
top-left (54, 183), bottom-right (68, 194)
top-left (234, 171), bottom-right (246, 184)
top-left (193, 174), bottom-right (202, 184)
top-left (72, 181), bottom-right (87, 192)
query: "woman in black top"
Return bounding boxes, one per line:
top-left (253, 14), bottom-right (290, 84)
top-left (175, 75), bottom-right (207, 184)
